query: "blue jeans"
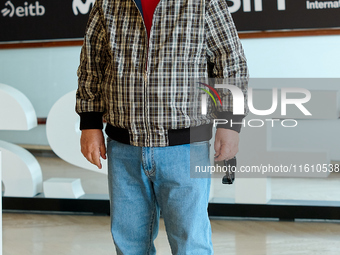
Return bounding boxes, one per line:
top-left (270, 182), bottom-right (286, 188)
top-left (107, 138), bottom-right (213, 255)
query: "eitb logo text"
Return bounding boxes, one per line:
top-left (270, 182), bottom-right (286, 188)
top-left (1, 1), bottom-right (45, 18)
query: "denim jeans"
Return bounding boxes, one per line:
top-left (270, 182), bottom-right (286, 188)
top-left (107, 138), bottom-right (213, 255)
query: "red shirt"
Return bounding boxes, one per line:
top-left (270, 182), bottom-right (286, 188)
top-left (141, 0), bottom-right (160, 38)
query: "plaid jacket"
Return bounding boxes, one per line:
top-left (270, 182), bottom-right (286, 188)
top-left (76, 0), bottom-right (248, 147)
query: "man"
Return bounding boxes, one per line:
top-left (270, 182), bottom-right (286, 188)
top-left (76, 0), bottom-right (248, 254)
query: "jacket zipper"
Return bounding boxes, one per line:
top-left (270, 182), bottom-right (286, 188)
top-left (132, 0), bottom-right (163, 146)
top-left (132, 0), bottom-right (151, 146)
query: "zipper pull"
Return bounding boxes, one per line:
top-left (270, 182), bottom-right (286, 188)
top-left (144, 71), bottom-right (148, 84)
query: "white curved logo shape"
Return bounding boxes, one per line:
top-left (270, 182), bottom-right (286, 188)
top-left (72, 0), bottom-right (95, 15)
top-left (0, 83), bottom-right (37, 130)
top-left (0, 141), bottom-right (43, 197)
top-left (0, 83), bottom-right (42, 197)
top-left (46, 90), bottom-right (107, 174)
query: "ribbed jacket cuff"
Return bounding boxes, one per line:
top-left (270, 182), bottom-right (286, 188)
top-left (79, 112), bottom-right (103, 130)
top-left (216, 111), bottom-right (245, 133)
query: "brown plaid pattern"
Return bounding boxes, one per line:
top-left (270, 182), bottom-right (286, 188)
top-left (76, 0), bottom-right (248, 147)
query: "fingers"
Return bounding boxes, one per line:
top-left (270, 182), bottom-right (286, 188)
top-left (80, 129), bottom-right (106, 169)
top-left (214, 139), bottom-right (221, 160)
top-left (83, 146), bottom-right (104, 169)
top-left (214, 143), bottom-right (237, 162)
top-left (100, 143), bottom-right (107, 160)
top-left (92, 149), bottom-right (102, 169)
top-left (81, 145), bottom-right (98, 168)
top-left (214, 128), bottom-right (239, 161)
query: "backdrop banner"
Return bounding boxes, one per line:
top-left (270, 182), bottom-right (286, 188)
top-left (229, 0), bottom-right (340, 32)
top-left (0, 0), bottom-right (339, 43)
top-left (0, 0), bottom-right (94, 43)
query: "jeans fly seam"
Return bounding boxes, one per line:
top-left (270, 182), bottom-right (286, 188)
top-left (150, 148), bottom-right (156, 176)
top-left (142, 147), bottom-right (150, 177)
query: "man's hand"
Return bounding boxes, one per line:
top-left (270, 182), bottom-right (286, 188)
top-left (214, 128), bottom-right (239, 162)
top-left (80, 129), bottom-right (107, 169)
